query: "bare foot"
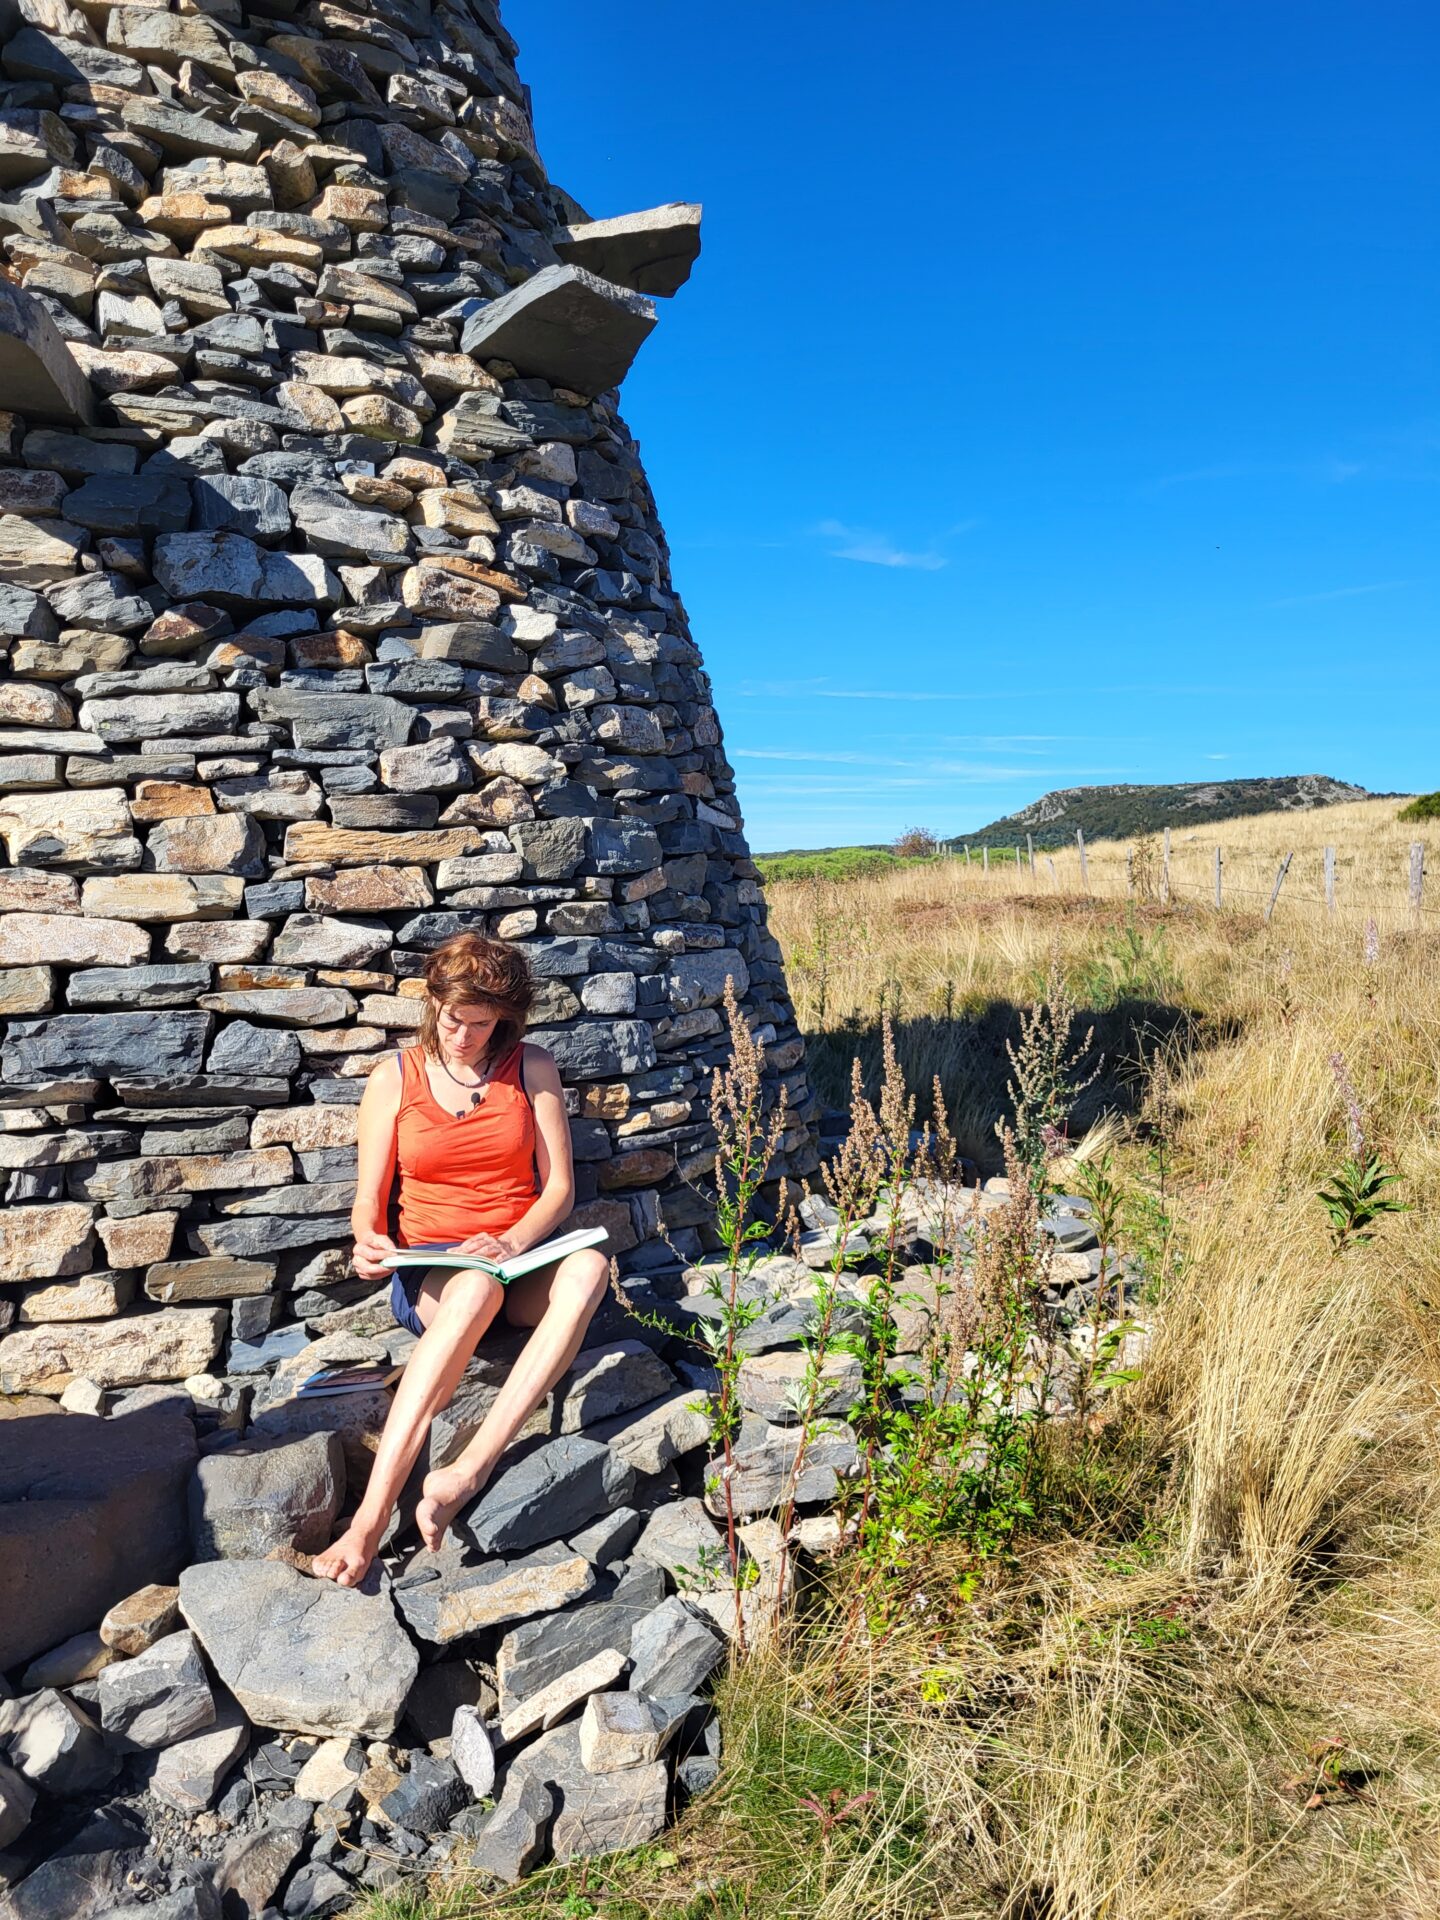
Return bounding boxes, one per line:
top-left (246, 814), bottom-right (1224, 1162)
top-left (415, 1462), bottom-right (492, 1554)
top-left (312, 1516), bottom-right (383, 1588)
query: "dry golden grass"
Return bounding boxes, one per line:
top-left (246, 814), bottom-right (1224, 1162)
top-left (375, 798), bottom-right (1440, 1920)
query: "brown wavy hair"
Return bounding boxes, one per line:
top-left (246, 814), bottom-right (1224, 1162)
top-left (418, 932), bottom-right (535, 1063)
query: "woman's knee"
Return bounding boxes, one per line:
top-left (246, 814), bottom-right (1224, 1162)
top-left (435, 1269), bottom-right (504, 1330)
top-left (557, 1250), bottom-right (609, 1317)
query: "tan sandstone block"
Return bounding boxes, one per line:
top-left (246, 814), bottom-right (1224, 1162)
top-left (0, 967), bottom-right (53, 1015)
top-left (131, 781), bottom-right (216, 822)
top-left (19, 1270), bottom-right (135, 1322)
top-left (0, 1201), bottom-right (94, 1285)
top-left (282, 824), bottom-right (492, 867)
top-left (249, 1107), bottom-right (358, 1151)
top-left (0, 1306), bottom-right (227, 1393)
top-left (97, 1211), bottom-right (178, 1269)
top-left (82, 875), bottom-right (245, 921)
top-left (304, 865), bottom-right (433, 913)
top-left (0, 912), bottom-right (147, 967)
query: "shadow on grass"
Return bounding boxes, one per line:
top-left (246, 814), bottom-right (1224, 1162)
top-left (803, 997), bottom-right (1234, 1174)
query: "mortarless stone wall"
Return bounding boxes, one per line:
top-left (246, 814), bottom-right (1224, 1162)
top-left (0, 0), bottom-right (818, 1406)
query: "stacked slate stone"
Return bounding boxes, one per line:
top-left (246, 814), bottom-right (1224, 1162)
top-left (0, 1340), bottom-right (749, 1907)
top-left (0, 0), bottom-right (818, 1402)
top-left (0, 0), bottom-right (829, 1899)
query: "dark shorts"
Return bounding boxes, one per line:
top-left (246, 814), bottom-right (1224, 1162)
top-left (389, 1268), bottom-right (427, 1338)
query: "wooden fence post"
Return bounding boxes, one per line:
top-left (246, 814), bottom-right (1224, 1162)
top-left (1076, 827), bottom-right (1088, 891)
top-left (1264, 852), bottom-right (1293, 924)
top-left (1126, 847), bottom-right (1135, 896)
top-left (982, 845), bottom-right (989, 875)
top-left (1026, 832), bottom-right (1035, 877)
top-left (1046, 856), bottom-right (1058, 884)
top-left (1411, 843), bottom-right (1425, 915)
top-left (1213, 845), bottom-right (1222, 910)
top-left (1161, 827), bottom-right (1171, 907)
top-left (964, 843), bottom-right (971, 867)
top-left (1324, 845), bottom-right (1336, 916)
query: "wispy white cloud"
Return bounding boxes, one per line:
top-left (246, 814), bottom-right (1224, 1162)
top-left (730, 678), bottom-right (1237, 702)
top-left (812, 687), bottom-right (976, 701)
top-left (732, 748), bottom-right (921, 768)
top-left (813, 517), bottom-right (977, 571)
top-left (1268, 580), bottom-right (1406, 608)
top-left (1144, 455), bottom-right (1363, 494)
top-left (1203, 753), bottom-right (1231, 761)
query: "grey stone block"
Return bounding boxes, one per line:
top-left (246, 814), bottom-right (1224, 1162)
top-left (97, 1627), bottom-right (215, 1750)
top-left (468, 1770), bottom-right (552, 1884)
top-left (2, 1010), bottom-right (212, 1084)
top-left (0, 1688), bottom-right (120, 1795)
top-left (0, 1400), bottom-right (197, 1671)
top-left (457, 1434), bottom-right (636, 1556)
top-left (460, 265), bottom-right (656, 395)
top-left (627, 1597), bottom-right (724, 1698)
top-left (555, 202), bottom-right (702, 297)
top-left (189, 1432), bottom-right (345, 1561)
top-left (179, 1559), bottom-right (419, 1738)
top-left (0, 282), bottom-right (94, 427)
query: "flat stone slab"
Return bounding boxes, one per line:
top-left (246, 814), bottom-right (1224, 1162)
top-left (0, 281), bottom-right (94, 426)
top-left (179, 1559), bottom-right (418, 1738)
top-left (394, 1540), bottom-right (595, 1643)
top-left (456, 1433), bottom-right (636, 1556)
top-left (149, 1696), bottom-right (250, 1813)
top-left (460, 265), bottom-right (656, 396)
top-left (497, 1563), bottom-right (665, 1717)
top-left (0, 1400), bottom-right (196, 1671)
top-left (554, 202), bottom-right (702, 297)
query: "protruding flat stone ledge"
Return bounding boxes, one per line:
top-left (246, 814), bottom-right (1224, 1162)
top-left (0, 282), bottom-right (94, 427)
top-left (555, 203), bottom-right (703, 297)
top-left (460, 265), bottom-right (657, 395)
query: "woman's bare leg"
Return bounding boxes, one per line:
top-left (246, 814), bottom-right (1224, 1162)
top-left (312, 1267), bottom-right (506, 1585)
top-left (414, 1249), bottom-right (610, 1551)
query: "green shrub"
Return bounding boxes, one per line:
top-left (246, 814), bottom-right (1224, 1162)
top-left (1397, 792), bottom-right (1440, 822)
top-left (756, 848), bottom-right (903, 884)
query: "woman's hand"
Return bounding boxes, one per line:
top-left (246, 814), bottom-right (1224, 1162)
top-left (454, 1231), bottom-right (521, 1262)
top-left (353, 1230), bottom-right (398, 1281)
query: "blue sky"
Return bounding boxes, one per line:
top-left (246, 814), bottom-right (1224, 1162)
top-left (511, 1), bottom-right (1438, 852)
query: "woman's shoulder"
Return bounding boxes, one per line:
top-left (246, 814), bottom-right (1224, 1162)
top-left (362, 1048), bottom-right (407, 1102)
top-left (517, 1039), bottom-right (560, 1085)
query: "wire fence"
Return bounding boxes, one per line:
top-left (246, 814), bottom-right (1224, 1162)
top-left (933, 827), bottom-right (1439, 927)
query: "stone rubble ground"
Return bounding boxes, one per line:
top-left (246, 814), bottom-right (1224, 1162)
top-left (0, 1160), bottom-right (1145, 1914)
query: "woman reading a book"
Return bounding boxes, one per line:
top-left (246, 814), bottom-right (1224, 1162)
top-left (313, 931), bottom-right (611, 1587)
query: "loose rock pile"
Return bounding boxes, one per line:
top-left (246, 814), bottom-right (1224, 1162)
top-left (0, 1171), bottom-right (1139, 1913)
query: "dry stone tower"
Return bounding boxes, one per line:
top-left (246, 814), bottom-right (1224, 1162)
top-left (0, 0), bottom-right (818, 1403)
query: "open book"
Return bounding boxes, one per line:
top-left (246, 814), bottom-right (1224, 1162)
top-left (377, 1225), bottom-right (609, 1284)
top-left (297, 1364), bottom-right (403, 1399)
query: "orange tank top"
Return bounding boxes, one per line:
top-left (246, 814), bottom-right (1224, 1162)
top-left (394, 1042), bottom-right (539, 1247)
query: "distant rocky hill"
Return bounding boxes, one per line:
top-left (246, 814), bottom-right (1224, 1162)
top-left (966, 775), bottom-right (1370, 850)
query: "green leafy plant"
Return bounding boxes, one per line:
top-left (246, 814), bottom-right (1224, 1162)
top-left (1318, 1155), bottom-right (1407, 1254)
top-left (1320, 1051), bottom-right (1407, 1253)
top-left (1077, 909), bottom-right (1178, 1008)
top-left (833, 1115), bottom-right (1057, 1629)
